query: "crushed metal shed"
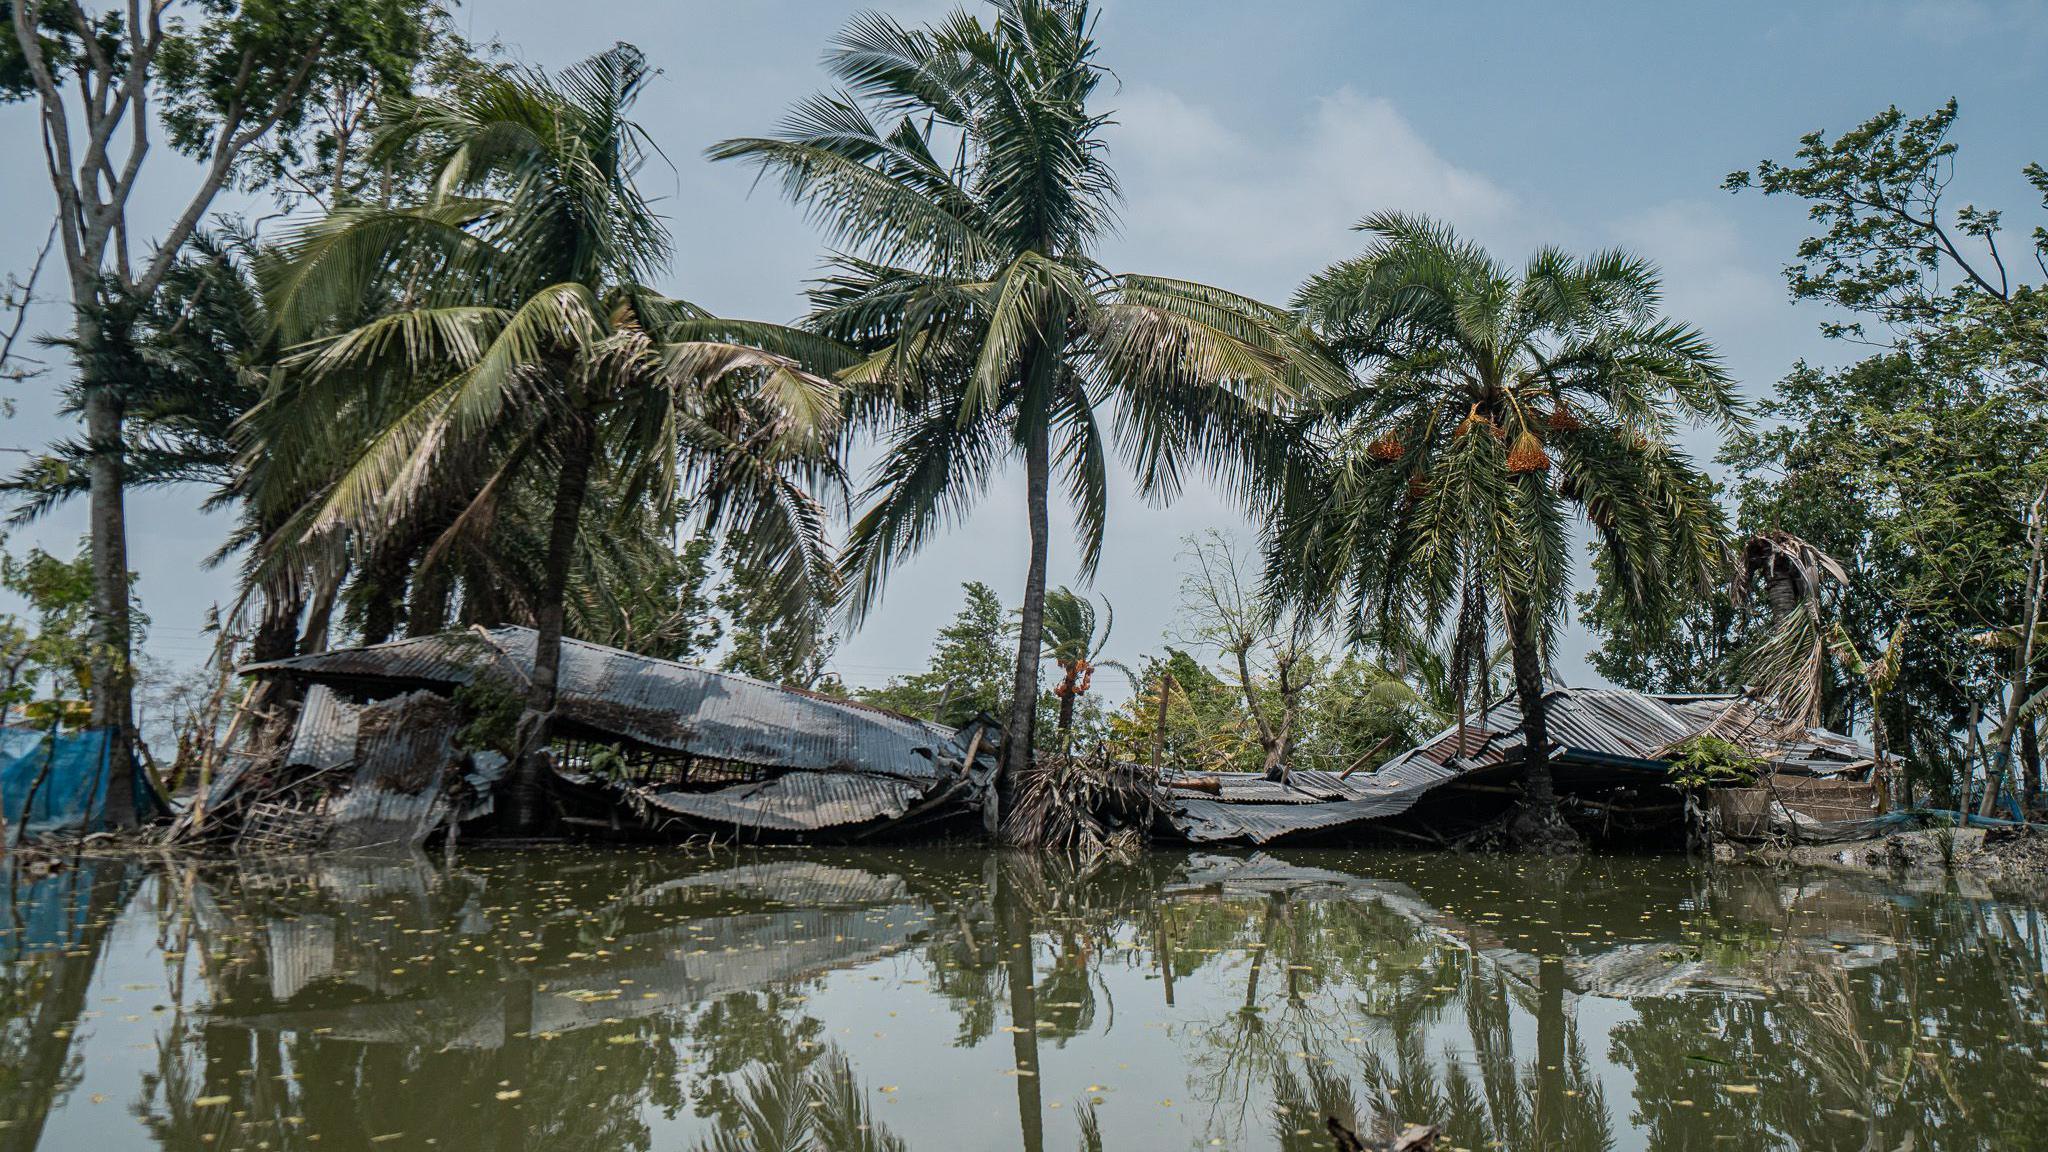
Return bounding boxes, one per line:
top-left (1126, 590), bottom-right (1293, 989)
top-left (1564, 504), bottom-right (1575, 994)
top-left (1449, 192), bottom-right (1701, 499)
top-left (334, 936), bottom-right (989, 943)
top-left (196, 627), bottom-right (995, 850)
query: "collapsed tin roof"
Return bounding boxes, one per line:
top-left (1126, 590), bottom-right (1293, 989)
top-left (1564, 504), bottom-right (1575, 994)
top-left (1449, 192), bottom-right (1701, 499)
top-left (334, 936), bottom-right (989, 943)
top-left (247, 626), bottom-right (966, 782)
top-left (224, 626), bottom-right (994, 847)
top-left (1162, 686), bottom-right (1879, 846)
top-left (1374, 686), bottom-right (1876, 783)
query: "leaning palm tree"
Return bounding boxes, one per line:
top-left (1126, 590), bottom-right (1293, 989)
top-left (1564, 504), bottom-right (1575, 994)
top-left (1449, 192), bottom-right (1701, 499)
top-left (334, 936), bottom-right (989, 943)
top-left (1268, 213), bottom-right (1738, 848)
top-left (713, 0), bottom-right (1337, 798)
top-left (1038, 586), bottom-right (1128, 747)
top-left (266, 45), bottom-right (847, 831)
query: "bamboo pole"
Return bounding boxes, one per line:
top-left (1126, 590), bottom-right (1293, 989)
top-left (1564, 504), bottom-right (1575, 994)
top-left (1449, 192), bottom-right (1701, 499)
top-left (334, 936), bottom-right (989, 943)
top-left (1338, 731), bottom-right (1401, 780)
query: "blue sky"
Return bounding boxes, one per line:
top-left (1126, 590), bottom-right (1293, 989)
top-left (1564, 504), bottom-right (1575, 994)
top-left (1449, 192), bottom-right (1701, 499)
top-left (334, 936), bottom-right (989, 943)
top-left (3, 0), bottom-right (2045, 699)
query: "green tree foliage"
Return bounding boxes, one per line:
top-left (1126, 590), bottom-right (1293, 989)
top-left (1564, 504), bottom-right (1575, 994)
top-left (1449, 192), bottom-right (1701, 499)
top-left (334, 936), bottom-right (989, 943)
top-left (1639, 99), bottom-right (2048, 810)
top-left (1724, 99), bottom-right (2048, 376)
top-left (5, 231), bottom-right (272, 523)
top-left (859, 582), bottom-right (1013, 726)
top-left (0, 540), bottom-right (101, 726)
top-left (714, 0), bottom-right (1336, 785)
top-left (717, 543), bottom-right (841, 690)
top-left (1270, 213), bottom-right (1738, 815)
top-left (1665, 734), bottom-right (1764, 791)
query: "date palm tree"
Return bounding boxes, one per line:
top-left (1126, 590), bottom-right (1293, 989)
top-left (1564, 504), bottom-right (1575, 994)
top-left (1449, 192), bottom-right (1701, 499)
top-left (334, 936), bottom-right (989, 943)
top-left (713, 0), bottom-right (1337, 800)
top-left (268, 44), bottom-right (847, 831)
top-left (1267, 213), bottom-right (1738, 846)
top-left (1038, 586), bottom-right (1128, 748)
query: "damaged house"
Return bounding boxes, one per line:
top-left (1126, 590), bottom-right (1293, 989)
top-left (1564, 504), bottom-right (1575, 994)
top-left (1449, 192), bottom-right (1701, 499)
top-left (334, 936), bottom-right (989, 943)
top-left (1159, 686), bottom-right (1888, 847)
top-left (188, 627), bottom-right (996, 851)
top-left (192, 624), bottom-right (1888, 854)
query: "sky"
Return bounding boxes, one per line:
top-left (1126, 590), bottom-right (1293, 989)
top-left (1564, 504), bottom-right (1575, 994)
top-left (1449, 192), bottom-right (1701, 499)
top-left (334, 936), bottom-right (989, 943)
top-left (3, 0), bottom-right (2047, 705)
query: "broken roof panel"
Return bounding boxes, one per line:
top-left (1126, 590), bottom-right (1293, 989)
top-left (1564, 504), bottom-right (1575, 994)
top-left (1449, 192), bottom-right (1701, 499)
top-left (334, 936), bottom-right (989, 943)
top-left (630, 772), bottom-right (929, 833)
top-left (248, 626), bottom-right (963, 782)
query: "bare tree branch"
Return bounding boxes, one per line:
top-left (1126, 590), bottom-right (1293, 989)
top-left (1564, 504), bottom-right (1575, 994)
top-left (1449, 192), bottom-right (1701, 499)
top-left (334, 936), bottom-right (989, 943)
top-left (0, 219), bottom-right (60, 386)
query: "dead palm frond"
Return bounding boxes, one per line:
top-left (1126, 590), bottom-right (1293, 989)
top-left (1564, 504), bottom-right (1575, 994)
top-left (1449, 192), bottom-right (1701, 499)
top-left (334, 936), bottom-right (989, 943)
top-left (1733, 530), bottom-right (1851, 730)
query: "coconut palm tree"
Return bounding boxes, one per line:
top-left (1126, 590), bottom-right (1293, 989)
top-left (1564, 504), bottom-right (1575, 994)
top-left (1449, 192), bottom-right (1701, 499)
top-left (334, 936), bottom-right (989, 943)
top-left (1267, 213), bottom-right (1738, 846)
top-left (713, 0), bottom-right (1336, 799)
top-left (1037, 586), bottom-right (1127, 747)
top-left (268, 44), bottom-right (848, 831)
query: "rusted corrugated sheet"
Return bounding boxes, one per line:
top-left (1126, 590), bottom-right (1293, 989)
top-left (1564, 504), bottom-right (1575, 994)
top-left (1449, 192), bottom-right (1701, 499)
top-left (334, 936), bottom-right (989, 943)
top-left (248, 627), bottom-right (957, 783)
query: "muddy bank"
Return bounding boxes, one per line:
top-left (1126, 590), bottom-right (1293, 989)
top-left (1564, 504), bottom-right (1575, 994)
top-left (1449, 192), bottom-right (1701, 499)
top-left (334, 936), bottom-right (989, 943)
top-left (1715, 823), bottom-right (2048, 894)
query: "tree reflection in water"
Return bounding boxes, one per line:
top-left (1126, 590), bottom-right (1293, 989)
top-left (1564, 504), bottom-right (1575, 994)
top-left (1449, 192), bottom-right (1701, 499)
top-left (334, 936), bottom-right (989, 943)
top-left (0, 847), bottom-right (2041, 1151)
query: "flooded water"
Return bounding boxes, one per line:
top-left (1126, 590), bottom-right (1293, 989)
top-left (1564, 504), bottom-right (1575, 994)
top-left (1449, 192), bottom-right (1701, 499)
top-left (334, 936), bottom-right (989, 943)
top-left (2, 848), bottom-right (2044, 1152)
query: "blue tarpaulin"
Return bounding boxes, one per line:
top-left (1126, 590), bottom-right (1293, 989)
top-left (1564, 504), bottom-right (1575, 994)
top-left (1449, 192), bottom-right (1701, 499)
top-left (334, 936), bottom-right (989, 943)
top-left (0, 726), bottom-right (161, 835)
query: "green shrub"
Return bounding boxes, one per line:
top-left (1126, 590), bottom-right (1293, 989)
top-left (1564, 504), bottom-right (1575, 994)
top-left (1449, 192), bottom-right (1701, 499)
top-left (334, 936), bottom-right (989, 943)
top-left (1667, 734), bottom-right (1765, 790)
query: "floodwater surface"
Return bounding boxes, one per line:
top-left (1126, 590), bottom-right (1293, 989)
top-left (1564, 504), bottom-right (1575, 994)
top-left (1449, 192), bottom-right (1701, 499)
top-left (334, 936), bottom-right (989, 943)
top-left (2, 847), bottom-right (2044, 1151)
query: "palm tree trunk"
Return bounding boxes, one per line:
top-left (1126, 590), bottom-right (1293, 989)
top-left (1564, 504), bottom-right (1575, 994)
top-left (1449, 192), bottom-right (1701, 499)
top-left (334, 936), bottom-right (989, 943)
top-left (1506, 599), bottom-right (1554, 807)
top-left (1505, 596), bottom-right (1577, 854)
top-left (406, 561), bottom-right (453, 637)
top-left (357, 537), bottom-right (412, 646)
top-left (250, 578), bottom-right (305, 666)
top-left (1054, 664), bottom-right (1079, 748)
top-left (1003, 413), bottom-right (1053, 813)
top-left (504, 410), bottom-right (596, 835)
top-left (80, 314), bottom-right (137, 829)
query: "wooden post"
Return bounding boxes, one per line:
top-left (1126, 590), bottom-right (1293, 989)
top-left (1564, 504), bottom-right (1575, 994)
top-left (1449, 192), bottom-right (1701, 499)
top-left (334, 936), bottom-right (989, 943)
top-left (1149, 673), bottom-right (1175, 774)
top-left (191, 679), bottom-right (263, 837)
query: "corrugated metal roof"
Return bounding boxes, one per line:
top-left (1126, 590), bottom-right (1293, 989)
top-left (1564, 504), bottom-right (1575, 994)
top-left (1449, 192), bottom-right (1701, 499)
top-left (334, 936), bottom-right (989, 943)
top-left (630, 771), bottom-right (927, 832)
top-left (249, 627), bottom-right (963, 782)
top-left (286, 684), bottom-right (360, 771)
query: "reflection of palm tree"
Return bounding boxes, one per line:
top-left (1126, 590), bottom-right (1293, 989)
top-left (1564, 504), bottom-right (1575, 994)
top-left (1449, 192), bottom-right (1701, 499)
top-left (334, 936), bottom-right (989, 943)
top-left (690, 1046), bottom-right (904, 1152)
top-left (997, 855), bottom-right (1048, 1152)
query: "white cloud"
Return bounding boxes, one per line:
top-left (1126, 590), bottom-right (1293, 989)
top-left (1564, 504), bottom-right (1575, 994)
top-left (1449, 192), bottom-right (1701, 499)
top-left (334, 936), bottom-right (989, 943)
top-left (1102, 86), bottom-right (1523, 300)
top-left (1604, 198), bottom-right (1833, 403)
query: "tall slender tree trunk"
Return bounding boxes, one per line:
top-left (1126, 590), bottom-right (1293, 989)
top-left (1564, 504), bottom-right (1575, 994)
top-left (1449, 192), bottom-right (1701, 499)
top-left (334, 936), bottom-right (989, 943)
top-left (407, 561), bottom-right (454, 637)
top-left (2023, 712), bottom-right (2042, 815)
top-left (250, 579), bottom-right (306, 665)
top-left (357, 536), bottom-right (412, 646)
top-left (1506, 599), bottom-right (1553, 806)
top-left (297, 564), bottom-right (344, 656)
top-left (79, 311), bottom-right (138, 828)
top-left (1002, 413), bottom-right (1053, 815)
top-left (504, 410), bottom-right (595, 835)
